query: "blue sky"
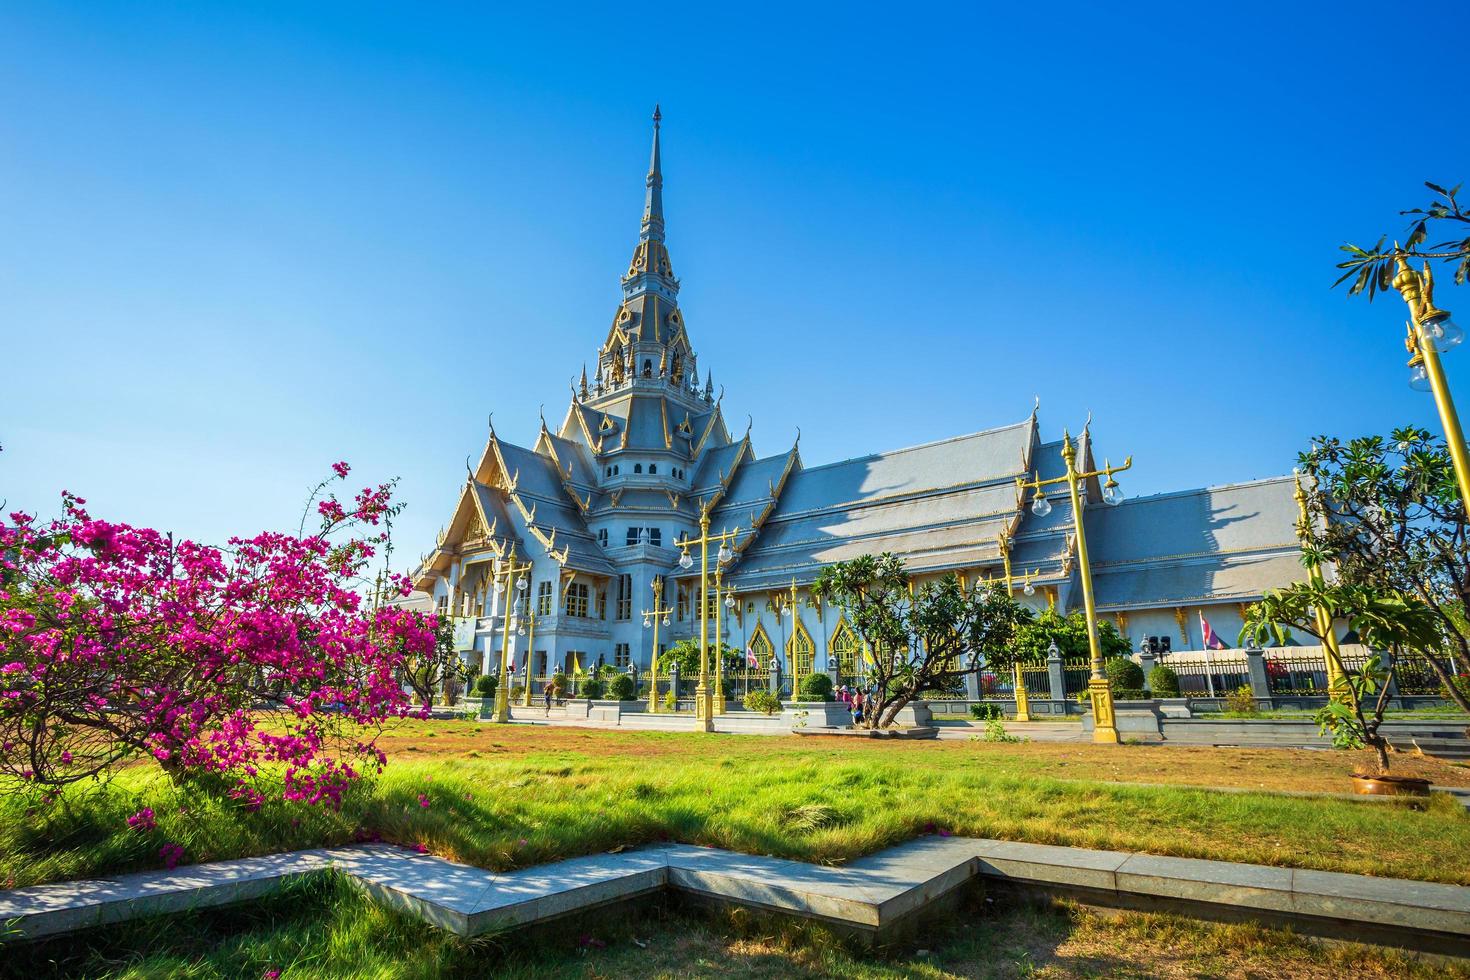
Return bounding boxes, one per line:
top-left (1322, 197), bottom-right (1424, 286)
top-left (3, 2), bottom-right (1468, 559)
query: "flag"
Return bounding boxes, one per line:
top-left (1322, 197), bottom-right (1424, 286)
top-left (572, 654), bottom-right (582, 676)
top-left (1199, 612), bottom-right (1227, 650)
top-left (746, 646), bottom-right (759, 668)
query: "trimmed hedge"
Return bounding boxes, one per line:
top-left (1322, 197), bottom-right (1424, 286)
top-left (1104, 656), bottom-right (1145, 693)
top-left (743, 689), bottom-right (782, 715)
top-left (579, 679), bottom-right (605, 700)
top-left (607, 674), bottom-right (636, 701)
top-left (474, 674), bottom-right (497, 698)
top-left (1148, 664), bottom-right (1181, 698)
top-left (796, 673), bottom-right (834, 702)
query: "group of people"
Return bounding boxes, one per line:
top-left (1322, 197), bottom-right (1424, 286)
top-left (836, 684), bottom-right (874, 723)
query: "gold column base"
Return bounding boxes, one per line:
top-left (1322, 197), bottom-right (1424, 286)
top-left (1013, 664), bottom-right (1032, 722)
top-left (491, 686), bottom-right (512, 724)
top-left (1088, 678), bottom-right (1118, 744)
top-left (647, 677), bottom-right (660, 713)
top-left (694, 680), bottom-right (714, 731)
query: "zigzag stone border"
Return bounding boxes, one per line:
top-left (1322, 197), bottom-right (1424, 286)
top-left (3, 837), bottom-right (1468, 955)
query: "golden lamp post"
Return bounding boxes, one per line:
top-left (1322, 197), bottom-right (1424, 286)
top-left (1394, 258), bottom-right (1470, 522)
top-left (641, 577), bottom-right (674, 713)
top-left (1292, 472), bottom-right (1348, 695)
top-left (1016, 434), bottom-right (1131, 744)
top-left (677, 503), bottom-right (740, 731)
top-left (517, 599), bottom-right (538, 708)
top-left (487, 546), bottom-right (533, 724)
top-left (713, 565), bottom-right (738, 714)
top-left (995, 530), bottom-right (1038, 722)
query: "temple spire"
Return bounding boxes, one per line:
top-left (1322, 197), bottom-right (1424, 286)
top-left (641, 105), bottom-right (664, 243)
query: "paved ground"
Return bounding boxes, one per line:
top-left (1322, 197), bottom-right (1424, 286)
top-left (4, 836), bottom-right (1467, 955)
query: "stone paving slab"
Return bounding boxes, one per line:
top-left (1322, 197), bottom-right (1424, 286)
top-left (3, 838), bottom-right (1466, 953)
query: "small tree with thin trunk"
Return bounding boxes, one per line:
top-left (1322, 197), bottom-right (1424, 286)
top-left (1297, 428), bottom-right (1470, 714)
top-left (813, 554), bottom-right (1027, 730)
top-left (1242, 581), bottom-right (1440, 774)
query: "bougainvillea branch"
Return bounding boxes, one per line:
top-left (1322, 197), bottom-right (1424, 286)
top-left (0, 463), bottom-right (434, 807)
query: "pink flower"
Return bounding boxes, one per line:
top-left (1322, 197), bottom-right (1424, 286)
top-left (159, 842), bottom-right (185, 869)
top-left (331, 461), bottom-right (351, 478)
top-left (263, 970), bottom-right (281, 980)
top-left (413, 842), bottom-right (429, 854)
top-left (126, 808), bottom-right (156, 832)
top-left (417, 793), bottom-right (431, 808)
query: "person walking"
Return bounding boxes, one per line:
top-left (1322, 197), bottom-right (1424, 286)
top-left (543, 682), bottom-right (554, 715)
top-left (852, 689), bottom-right (865, 725)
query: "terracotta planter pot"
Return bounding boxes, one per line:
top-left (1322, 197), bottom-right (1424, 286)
top-left (1351, 773), bottom-right (1431, 797)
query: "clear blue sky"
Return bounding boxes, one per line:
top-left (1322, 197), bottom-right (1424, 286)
top-left (4, 2), bottom-right (1468, 561)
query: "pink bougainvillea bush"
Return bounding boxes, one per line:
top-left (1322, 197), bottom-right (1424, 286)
top-left (0, 463), bottom-right (434, 807)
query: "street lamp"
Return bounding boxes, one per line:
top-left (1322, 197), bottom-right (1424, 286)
top-left (486, 545), bottom-right (534, 723)
top-left (1394, 257), bottom-right (1470, 522)
top-left (1017, 433), bottom-right (1133, 744)
top-left (641, 577), bottom-right (675, 713)
top-left (675, 503), bottom-right (741, 730)
top-left (996, 530), bottom-right (1039, 722)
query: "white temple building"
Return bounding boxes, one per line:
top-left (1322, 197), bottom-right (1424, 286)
top-left (410, 111), bottom-right (1306, 689)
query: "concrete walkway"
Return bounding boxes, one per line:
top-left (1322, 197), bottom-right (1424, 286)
top-left (3, 837), bottom-right (1466, 955)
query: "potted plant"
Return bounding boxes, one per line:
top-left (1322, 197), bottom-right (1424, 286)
top-left (1243, 581), bottom-right (1441, 796)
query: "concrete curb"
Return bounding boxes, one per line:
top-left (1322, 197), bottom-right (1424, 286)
top-left (2, 838), bottom-right (1466, 955)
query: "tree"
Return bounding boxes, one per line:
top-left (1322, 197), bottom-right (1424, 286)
top-left (0, 463), bottom-right (432, 808)
top-left (400, 614), bottom-right (470, 709)
top-left (1011, 608), bottom-right (1130, 664)
top-left (661, 639), bottom-right (741, 676)
top-left (813, 554), bottom-right (1028, 730)
top-left (1242, 581), bottom-right (1440, 774)
top-left (1335, 181), bottom-right (1470, 297)
top-left (1296, 428), bottom-right (1470, 714)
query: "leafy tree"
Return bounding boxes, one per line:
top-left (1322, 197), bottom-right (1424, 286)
top-left (1335, 180), bottom-right (1470, 297)
top-left (0, 463), bottom-right (429, 807)
top-left (661, 639), bottom-right (741, 676)
top-left (813, 554), bottom-right (1028, 730)
top-left (1243, 581), bottom-right (1440, 774)
top-left (1011, 608), bottom-right (1129, 663)
top-left (401, 614), bottom-right (470, 709)
top-left (1296, 428), bottom-right (1470, 714)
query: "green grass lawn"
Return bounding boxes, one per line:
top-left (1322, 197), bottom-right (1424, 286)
top-left (3, 722), bottom-right (1468, 892)
top-left (2, 871), bottom-right (1457, 979)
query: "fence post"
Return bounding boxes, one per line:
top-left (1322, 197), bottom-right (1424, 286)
top-left (1245, 642), bottom-right (1271, 701)
top-left (827, 657), bottom-right (841, 694)
top-left (669, 663), bottom-right (680, 711)
top-left (1138, 647), bottom-right (1157, 687)
top-left (768, 659), bottom-right (780, 696)
top-left (1379, 646), bottom-right (1400, 700)
top-left (1046, 646), bottom-right (1066, 705)
top-left (965, 659), bottom-right (981, 701)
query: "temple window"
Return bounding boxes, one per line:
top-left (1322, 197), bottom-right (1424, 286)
top-left (564, 582), bottom-right (590, 618)
top-left (597, 528), bottom-right (609, 548)
top-left (634, 464), bottom-right (643, 474)
top-left (643, 359), bottom-right (652, 377)
top-left (616, 574), bottom-right (633, 620)
top-left (536, 581), bottom-right (553, 616)
top-left (649, 464), bottom-right (657, 475)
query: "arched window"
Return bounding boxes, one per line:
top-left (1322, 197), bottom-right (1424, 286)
top-left (613, 465), bottom-right (620, 475)
top-left (830, 618), bottom-right (862, 679)
top-left (643, 359), bottom-right (652, 378)
top-left (649, 464), bottom-right (657, 475)
top-left (634, 463), bottom-right (643, 474)
top-left (787, 619), bottom-right (815, 678)
top-left (749, 625), bottom-right (773, 669)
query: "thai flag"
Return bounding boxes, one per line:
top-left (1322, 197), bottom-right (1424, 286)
top-left (746, 647), bottom-right (759, 668)
top-left (1199, 612), bottom-right (1228, 650)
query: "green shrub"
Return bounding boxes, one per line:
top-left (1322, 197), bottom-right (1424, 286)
top-left (970, 703), bottom-right (1002, 720)
top-left (1223, 684), bottom-right (1259, 715)
top-left (1104, 656), bottom-right (1145, 693)
top-left (981, 717), bottom-right (1023, 743)
top-left (796, 673), bottom-right (834, 702)
top-left (1112, 688), bottom-right (1149, 700)
top-left (474, 674), bottom-right (497, 698)
top-left (663, 690), bottom-right (678, 711)
top-left (607, 674), bottom-right (636, 701)
top-left (580, 679), bottom-right (606, 700)
top-left (509, 685), bottom-right (524, 703)
top-left (549, 672), bottom-right (568, 692)
top-left (1148, 664), bottom-right (1181, 698)
top-left (743, 689), bottom-right (782, 715)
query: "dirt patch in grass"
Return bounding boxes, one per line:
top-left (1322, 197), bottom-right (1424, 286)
top-left (371, 718), bottom-right (1470, 794)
